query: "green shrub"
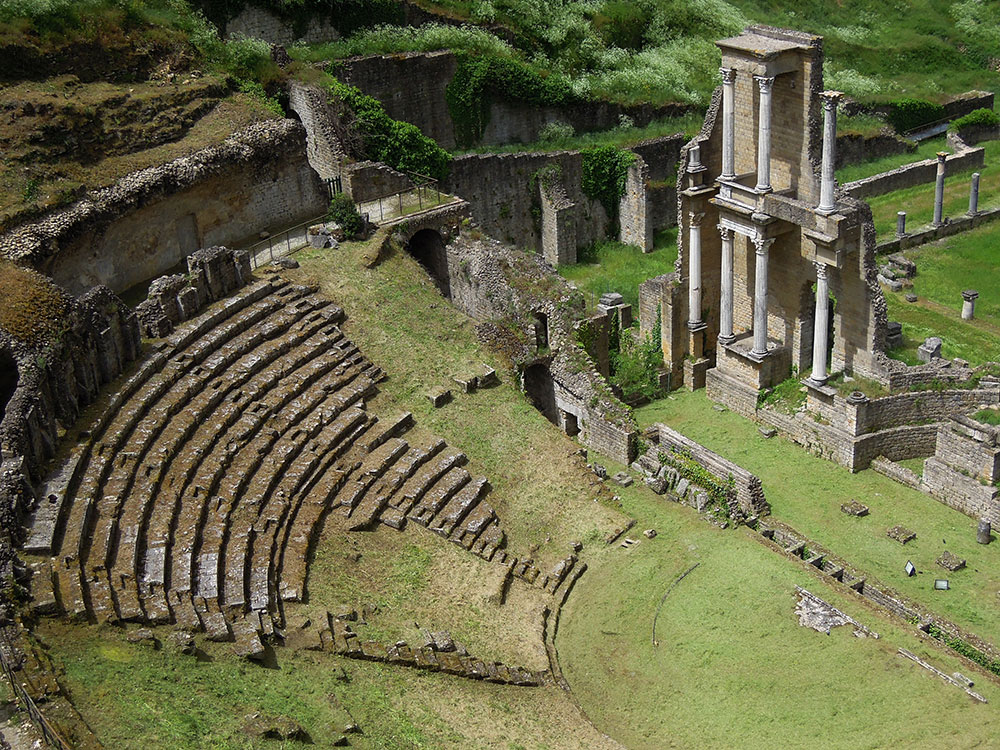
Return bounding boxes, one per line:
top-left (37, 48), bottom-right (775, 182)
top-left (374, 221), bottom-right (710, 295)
top-left (951, 108), bottom-right (1000, 131)
top-left (325, 78), bottom-right (450, 180)
top-left (593, 1), bottom-right (652, 51)
top-left (327, 193), bottom-right (363, 239)
top-left (887, 98), bottom-right (947, 134)
top-left (234, 77), bottom-right (283, 117)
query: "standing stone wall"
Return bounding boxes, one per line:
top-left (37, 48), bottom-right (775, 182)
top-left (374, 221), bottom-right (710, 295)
top-left (618, 158), bottom-right (652, 251)
top-left (287, 81), bottom-right (346, 180)
top-left (835, 132), bottom-right (914, 169)
top-left (0, 121), bottom-right (328, 295)
top-left (223, 5), bottom-right (341, 45)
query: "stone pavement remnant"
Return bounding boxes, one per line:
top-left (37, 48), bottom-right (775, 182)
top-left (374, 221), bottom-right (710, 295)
top-left (887, 525), bottom-right (917, 544)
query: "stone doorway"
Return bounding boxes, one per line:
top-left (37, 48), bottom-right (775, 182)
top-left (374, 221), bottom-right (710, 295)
top-left (522, 362), bottom-right (559, 425)
top-left (405, 228), bottom-right (450, 298)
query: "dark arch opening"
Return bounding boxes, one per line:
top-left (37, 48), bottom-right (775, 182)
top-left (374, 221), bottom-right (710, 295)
top-left (406, 228), bottom-right (450, 298)
top-left (0, 348), bottom-right (17, 420)
top-left (523, 363), bottom-right (559, 425)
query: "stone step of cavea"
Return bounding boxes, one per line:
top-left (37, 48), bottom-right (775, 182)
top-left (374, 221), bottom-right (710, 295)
top-left (337, 438), bottom-right (411, 517)
top-left (450, 501), bottom-right (497, 549)
top-left (353, 440), bottom-right (444, 531)
top-left (472, 523), bottom-right (505, 561)
top-left (408, 467), bottom-right (471, 526)
top-left (393, 450), bottom-right (467, 516)
top-left (430, 477), bottom-right (491, 537)
top-left (362, 412), bottom-right (414, 453)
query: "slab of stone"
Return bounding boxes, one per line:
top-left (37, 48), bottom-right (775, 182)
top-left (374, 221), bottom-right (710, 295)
top-left (675, 478), bottom-right (690, 498)
top-left (599, 292), bottom-right (625, 307)
top-left (645, 475), bottom-right (668, 494)
top-left (474, 364), bottom-right (499, 388)
top-left (611, 471), bottom-right (633, 487)
top-left (887, 525), bottom-right (917, 544)
top-left (126, 628), bottom-right (157, 647)
top-left (592, 463), bottom-right (607, 479)
top-left (905, 293), bottom-right (918, 303)
top-left (643, 528), bottom-right (657, 539)
top-left (758, 426), bottom-right (777, 438)
top-left (936, 550), bottom-right (966, 571)
top-left (918, 336), bottom-right (942, 363)
top-left (841, 500), bottom-right (869, 517)
top-left (452, 374), bottom-right (477, 393)
top-left (426, 386), bottom-right (452, 408)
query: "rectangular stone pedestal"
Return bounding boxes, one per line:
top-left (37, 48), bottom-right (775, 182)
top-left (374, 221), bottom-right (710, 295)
top-left (684, 357), bottom-right (712, 391)
top-left (716, 335), bottom-right (791, 391)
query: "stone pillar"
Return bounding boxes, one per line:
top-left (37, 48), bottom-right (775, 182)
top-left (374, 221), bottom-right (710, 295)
top-left (754, 76), bottom-right (775, 193)
top-left (720, 67), bottom-right (736, 180)
top-left (817, 91), bottom-right (842, 214)
top-left (896, 211), bottom-right (907, 238)
top-left (933, 151), bottom-right (947, 226)
top-left (688, 212), bottom-right (705, 328)
top-left (978, 518), bottom-right (992, 545)
top-left (962, 289), bottom-right (978, 320)
top-left (810, 262), bottom-right (830, 384)
top-left (969, 172), bottom-right (980, 216)
top-left (718, 226), bottom-right (735, 344)
top-left (751, 236), bottom-right (773, 356)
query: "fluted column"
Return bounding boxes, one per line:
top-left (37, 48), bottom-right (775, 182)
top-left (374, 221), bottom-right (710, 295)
top-left (752, 236), bottom-right (773, 356)
top-left (817, 91), bottom-right (842, 214)
top-left (811, 262), bottom-right (830, 384)
top-left (754, 76), bottom-right (775, 193)
top-left (718, 226), bottom-right (735, 344)
top-left (720, 67), bottom-right (736, 180)
top-left (688, 212), bottom-right (705, 328)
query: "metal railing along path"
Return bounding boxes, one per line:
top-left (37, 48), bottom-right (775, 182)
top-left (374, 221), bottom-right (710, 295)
top-left (0, 638), bottom-right (73, 750)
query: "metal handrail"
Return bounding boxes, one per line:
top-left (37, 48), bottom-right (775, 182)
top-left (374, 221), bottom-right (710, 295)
top-left (0, 640), bottom-right (73, 750)
top-left (245, 213), bottom-right (329, 269)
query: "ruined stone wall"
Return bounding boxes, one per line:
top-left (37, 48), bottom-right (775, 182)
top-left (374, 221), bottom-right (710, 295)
top-left (224, 4), bottom-right (341, 45)
top-left (0, 121), bottom-right (328, 295)
top-left (835, 133), bottom-right (913, 169)
top-left (443, 151), bottom-right (608, 256)
top-left (862, 389), bottom-right (1000, 432)
top-left (344, 161), bottom-right (412, 203)
top-left (843, 136), bottom-right (985, 200)
top-left (618, 158), bottom-right (652, 251)
top-left (923, 458), bottom-right (1000, 525)
top-left (339, 51), bottom-right (458, 149)
top-left (287, 81), bottom-right (346, 180)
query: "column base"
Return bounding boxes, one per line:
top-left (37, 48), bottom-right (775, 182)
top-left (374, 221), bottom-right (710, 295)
top-left (748, 347), bottom-right (770, 361)
top-left (815, 205), bottom-right (836, 216)
top-left (804, 375), bottom-right (828, 388)
top-left (718, 333), bottom-right (737, 345)
top-left (687, 320), bottom-right (707, 332)
top-left (754, 185), bottom-right (772, 195)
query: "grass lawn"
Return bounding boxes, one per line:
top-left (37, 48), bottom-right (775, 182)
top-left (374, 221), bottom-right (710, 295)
top-left (836, 135), bottom-right (947, 184)
top-left (634, 390), bottom-right (1000, 647)
top-left (558, 228), bottom-right (678, 310)
top-left (882, 220), bottom-right (1000, 365)
top-left (865, 140), bottom-right (1000, 238)
top-left (558, 460), bottom-right (999, 750)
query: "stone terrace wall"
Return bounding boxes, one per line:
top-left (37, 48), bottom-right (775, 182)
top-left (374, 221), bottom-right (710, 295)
top-left (339, 50), bottom-right (458, 149)
top-left (843, 134), bottom-right (984, 200)
top-left (877, 354), bottom-right (977, 391)
top-left (287, 81), bottom-right (346, 180)
top-left (338, 50), bottom-right (692, 148)
top-left (224, 5), bottom-right (341, 45)
top-left (651, 423), bottom-right (770, 517)
top-left (0, 121), bottom-right (328, 295)
top-left (836, 132), bottom-right (913, 169)
top-left (861, 388), bottom-right (1000, 432)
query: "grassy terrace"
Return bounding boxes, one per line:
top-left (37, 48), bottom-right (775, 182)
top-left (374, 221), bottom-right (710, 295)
top-left (866, 140), bottom-right (1000, 238)
top-left (557, 229), bottom-right (678, 310)
top-left (559, 484), bottom-right (996, 749)
top-left (883, 220), bottom-right (1000, 365)
top-left (634, 390), bottom-right (1000, 648)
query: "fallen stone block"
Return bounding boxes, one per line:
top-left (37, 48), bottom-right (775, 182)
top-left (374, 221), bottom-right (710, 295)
top-left (611, 471), bottom-right (633, 487)
top-left (937, 550), bottom-right (966, 571)
top-left (426, 386), bottom-right (452, 408)
top-left (758, 426), bottom-right (777, 438)
top-left (841, 500), bottom-right (869, 517)
top-left (887, 525), bottom-right (917, 544)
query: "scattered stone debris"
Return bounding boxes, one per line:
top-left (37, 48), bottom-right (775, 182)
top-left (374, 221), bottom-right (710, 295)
top-left (953, 672), bottom-right (974, 688)
top-left (242, 712), bottom-right (308, 742)
top-left (841, 500), bottom-right (869, 517)
top-left (167, 630), bottom-right (196, 655)
top-left (758, 426), bottom-right (777, 438)
top-left (620, 537), bottom-right (639, 549)
top-left (794, 586), bottom-right (878, 638)
top-left (591, 464), bottom-right (607, 479)
top-left (605, 519), bottom-right (636, 545)
top-left (887, 525), bottom-right (917, 544)
top-left (936, 550), bottom-right (966, 571)
top-left (570, 540), bottom-right (583, 553)
top-left (611, 471), bottom-right (633, 487)
top-left (905, 293), bottom-right (918, 303)
top-left (426, 386), bottom-right (452, 408)
top-left (712, 404), bottom-right (727, 412)
top-left (643, 528), bottom-right (657, 539)
top-left (271, 257), bottom-right (299, 269)
top-left (125, 628), bottom-right (157, 647)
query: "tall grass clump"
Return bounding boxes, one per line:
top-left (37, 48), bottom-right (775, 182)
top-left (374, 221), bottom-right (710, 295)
top-left (292, 22), bottom-right (515, 62)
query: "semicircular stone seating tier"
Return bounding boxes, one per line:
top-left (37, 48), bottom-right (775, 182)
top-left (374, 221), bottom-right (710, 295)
top-left (23, 273), bottom-right (510, 649)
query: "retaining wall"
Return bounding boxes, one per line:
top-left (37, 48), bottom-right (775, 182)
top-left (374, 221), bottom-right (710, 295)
top-left (0, 121), bottom-right (328, 295)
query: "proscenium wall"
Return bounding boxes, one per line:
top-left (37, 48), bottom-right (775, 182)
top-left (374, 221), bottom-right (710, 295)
top-left (45, 139), bottom-right (327, 295)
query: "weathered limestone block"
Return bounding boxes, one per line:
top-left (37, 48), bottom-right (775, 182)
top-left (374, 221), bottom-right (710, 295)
top-left (918, 337), bottom-right (942, 362)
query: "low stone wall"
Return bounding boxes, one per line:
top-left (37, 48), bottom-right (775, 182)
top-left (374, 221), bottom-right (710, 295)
top-left (943, 90), bottom-right (996, 119)
top-left (650, 423), bottom-right (769, 517)
top-left (876, 204), bottom-right (1000, 255)
top-left (344, 161), bottom-right (412, 204)
top-left (877, 354), bottom-right (977, 391)
top-left (862, 388), bottom-right (1000, 432)
top-left (870, 456), bottom-right (922, 489)
top-left (955, 122), bottom-right (1000, 146)
top-left (842, 135), bottom-right (984, 200)
top-left (923, 457), bottom-right (1000, 525)
top-left (134, 247), bottom-right (252, 337)
top-left (0, 121), bottom-right (328, 295)
top-left (836, 132), bottom-right (914, 169)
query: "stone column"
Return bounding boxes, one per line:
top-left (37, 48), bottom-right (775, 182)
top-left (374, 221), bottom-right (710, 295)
top-left (718, 226), bottom-right (735, 344)
top-left (896, 211), bottom-right (907, 237)
top-left (810, 262), bottom-right (830, 384)
top-left (754, 76), bottom-right (775, 193)
top-left (933, 151), bottom-right (947, 226)
top-left (969, 172), bottom-right (980, 216)
top-left (978, 518), bottom-right (992, 545)
top-left (962, 289), bottom-right (978, 320)
top-left (751, 236), bottom-right (774, 356)
top-left (817, 91), bottom-right (842, 214)
top-left (720, 67), bottom-right (737, 180)
top-left (688, 212), bottom-right (705, 328)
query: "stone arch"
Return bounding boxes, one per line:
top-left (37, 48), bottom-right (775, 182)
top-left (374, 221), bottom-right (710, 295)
top-left (522, 362), bottom-right (559, 425)
top-left (0, 345), bottom-right (17, 420)
top-left (405, 228), bottom-right (450, 298)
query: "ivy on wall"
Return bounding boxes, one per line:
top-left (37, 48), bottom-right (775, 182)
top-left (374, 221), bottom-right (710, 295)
top-left (325, 78), bottom-right (451, 180)
top-left (580, 144), bottom-right (635, 226)
top-left (446, 53), bottom-right (579, 146)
